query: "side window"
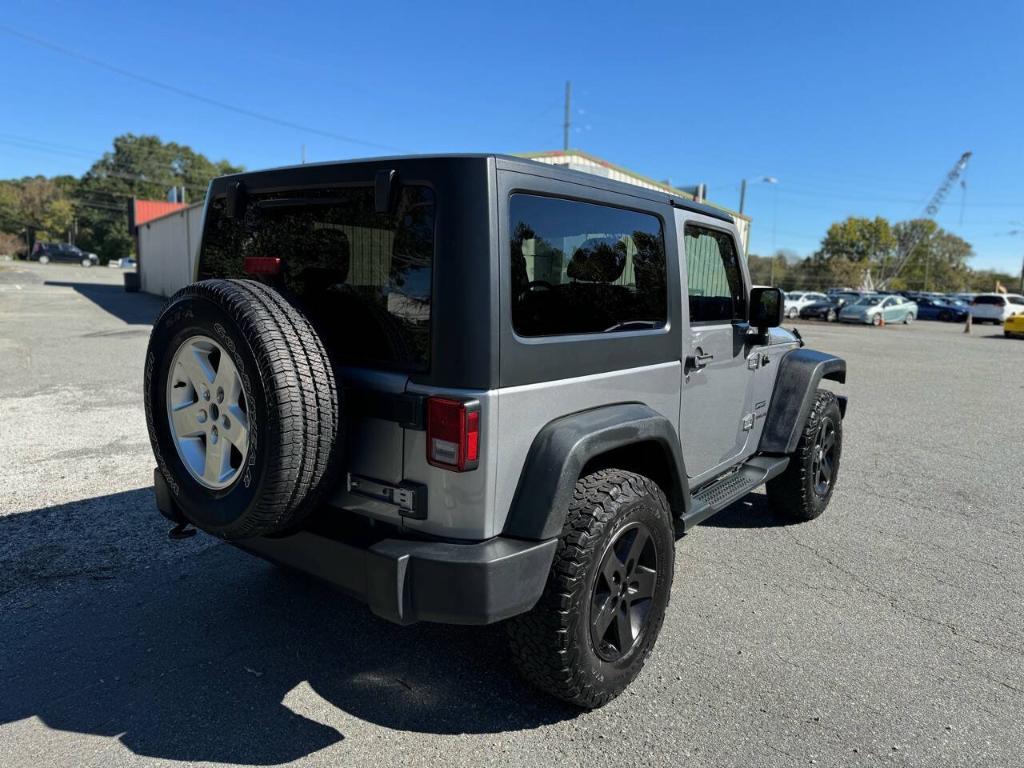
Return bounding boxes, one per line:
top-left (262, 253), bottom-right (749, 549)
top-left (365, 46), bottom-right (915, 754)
top-left (683, 224), bottom-right (745, 324)
top-left (1009, 296), bottom-right (1024, 306)
top-left (509, 194), bottom-right (667, 337)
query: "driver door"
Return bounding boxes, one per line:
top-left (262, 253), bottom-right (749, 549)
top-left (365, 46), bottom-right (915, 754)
top-left (676, 213), bottom-right (757, 485)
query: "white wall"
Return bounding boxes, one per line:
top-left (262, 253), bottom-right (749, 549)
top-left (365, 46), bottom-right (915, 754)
top-left (138, 204), bottom-right (203, 298)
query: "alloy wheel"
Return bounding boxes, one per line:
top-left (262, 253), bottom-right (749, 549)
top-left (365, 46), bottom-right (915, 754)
top-left (166, 335), bottom-right (250, 490)
top-left (590, 521), bottom-right (658, 662)
top-left (811, 417), bottom-right (837, 496)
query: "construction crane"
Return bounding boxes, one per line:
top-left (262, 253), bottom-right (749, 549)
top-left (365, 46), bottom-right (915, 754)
top-left (876, 151), bottom-right (972, 289)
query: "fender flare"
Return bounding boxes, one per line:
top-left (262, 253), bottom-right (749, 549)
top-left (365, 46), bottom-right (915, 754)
top-left (759, 348), bottom-right (847, 455)
top-left (502, 403), bottom-right (690, 541)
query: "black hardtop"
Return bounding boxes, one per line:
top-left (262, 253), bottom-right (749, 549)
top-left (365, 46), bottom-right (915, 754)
top-left (206, 153), bottom-right (732, 223)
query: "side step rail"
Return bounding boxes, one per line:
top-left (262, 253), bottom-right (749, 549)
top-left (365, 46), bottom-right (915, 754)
top-left (677, 455), bottom-right (790, 533)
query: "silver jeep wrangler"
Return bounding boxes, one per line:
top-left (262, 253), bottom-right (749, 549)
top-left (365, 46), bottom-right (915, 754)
top-left (146, 155), bottom-right (847, 708)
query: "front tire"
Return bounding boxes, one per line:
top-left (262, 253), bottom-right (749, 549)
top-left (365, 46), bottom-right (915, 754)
top-left (507, 469), bottom-right (675, 709)
top-left (826, 308), bottom-right (838, 322)
top-left (872, 314), bottom-right (882, 326)
top-left (767, 390), bottom-right (842, 522)
top-left (38, 255), bottom-right (49, 265)
top-left (81, 258), bottom-right (92, 267)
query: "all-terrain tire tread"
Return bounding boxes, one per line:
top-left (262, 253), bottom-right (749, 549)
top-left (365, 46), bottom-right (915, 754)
top-left (766, 389), bottom-right (841, 522)
top-left (506, 468), bottom-right (673, 709)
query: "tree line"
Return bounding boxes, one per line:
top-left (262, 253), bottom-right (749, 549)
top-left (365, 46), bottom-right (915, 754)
top-left (0, 134), bottom-right (242, 262)
top-left (747, 216), bottom-right (1019, 293)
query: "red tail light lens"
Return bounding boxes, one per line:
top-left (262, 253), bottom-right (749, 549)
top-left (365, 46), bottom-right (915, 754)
top-left (427, 397), bottom-right (480, 472)
top-left (243, 256), bottom-right (281, 275)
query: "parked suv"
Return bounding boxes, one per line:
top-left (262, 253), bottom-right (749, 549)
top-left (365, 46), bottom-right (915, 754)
top-left (30, 241), bottom-right (99, 266)
top-left (970, 293), bottom-right (1024, 324)
top-left (145, 155), bottom-right (847, 708)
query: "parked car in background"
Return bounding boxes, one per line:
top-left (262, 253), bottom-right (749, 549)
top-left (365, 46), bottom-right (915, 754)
top-left (969, 293), bottom-right (1024, 324)
top-left (1004, 313), bottom-right (1024, 338)
top-left (29, 242), bottom-right (99, 267)
top-left (839, 294), bottom-right (917, 326)
top-left (914, 297), bottom-right (969, 322)
top-left (800, 292), bottom-right (861, 322)
top-left (784, 291), bottom-right (829, 319)
top-left (948, 292), bottom-right (977, 304)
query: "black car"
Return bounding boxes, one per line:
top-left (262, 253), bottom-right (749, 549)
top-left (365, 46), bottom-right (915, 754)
top-left (30, 242), bottom-right (99, 267)
top-left (800, 292), bottom-right (860, 321)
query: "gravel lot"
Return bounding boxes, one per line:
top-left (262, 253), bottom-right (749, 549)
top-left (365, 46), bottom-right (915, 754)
top-left (1, 261), bottom-right (1022, 768)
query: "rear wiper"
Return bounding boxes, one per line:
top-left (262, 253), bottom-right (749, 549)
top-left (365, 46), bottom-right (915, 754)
top-left (603, 320), bottom-right (659, 332)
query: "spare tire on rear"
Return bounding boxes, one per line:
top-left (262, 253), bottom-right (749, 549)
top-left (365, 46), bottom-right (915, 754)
top-left (144, 279), bottom-right (340, 539)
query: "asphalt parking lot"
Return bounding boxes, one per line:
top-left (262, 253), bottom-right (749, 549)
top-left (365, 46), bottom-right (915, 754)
top-left (1, 260), bottom-right (1022, 768)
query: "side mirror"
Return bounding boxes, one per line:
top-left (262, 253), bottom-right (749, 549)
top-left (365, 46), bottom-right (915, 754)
top-left (749, 287), bottom-right (785, 329)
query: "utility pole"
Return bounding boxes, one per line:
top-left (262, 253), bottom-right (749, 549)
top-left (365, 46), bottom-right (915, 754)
top-left (301, 144), bottom-right (306, 164)
top-left (739, 179), bottom-right (747, 214)
top-left (563, 81), bottom-right (572, 151)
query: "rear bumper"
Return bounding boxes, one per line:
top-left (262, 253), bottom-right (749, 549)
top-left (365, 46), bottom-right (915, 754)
top-left (155, 468), bottom-right (556, 626)
top-left (236, 530), bottom-right (557, 626)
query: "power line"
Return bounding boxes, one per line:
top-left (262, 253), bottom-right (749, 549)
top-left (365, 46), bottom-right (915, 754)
top-left (0, 25), bottom-right (399, 152)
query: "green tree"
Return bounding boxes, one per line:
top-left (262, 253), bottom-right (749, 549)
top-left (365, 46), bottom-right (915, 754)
top-left (746, 250), bottom-right (790, 287)
top-left (888, 220), bottom-right (972, 291)
top-left (76, 134), bottom-right (243, 261)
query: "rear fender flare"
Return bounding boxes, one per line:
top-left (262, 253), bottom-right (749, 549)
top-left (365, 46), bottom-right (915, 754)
top-left (502, 403), bottom-right (689, 541)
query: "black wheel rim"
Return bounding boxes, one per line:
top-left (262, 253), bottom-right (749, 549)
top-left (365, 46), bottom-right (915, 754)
top-left (811, 417), bottom-right (837, 496)
top-left (590, 521), bottom-right (658, 662)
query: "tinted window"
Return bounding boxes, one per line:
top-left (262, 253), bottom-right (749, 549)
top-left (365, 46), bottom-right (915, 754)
top-left (201, 186), bottom-right (435, 371)
top-left (973, 296), bottom-right (1004, 306)
top-left (509, 194), bottom-right (667, 337)
top-left (684, 225), bottom-right (745, 323)
top-left (1008, 296), bottom-right (1024, 305)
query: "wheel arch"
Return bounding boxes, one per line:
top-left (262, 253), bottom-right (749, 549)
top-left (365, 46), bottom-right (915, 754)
top-left (502, 403), bottom-right (690, 541)
top-left (758, 348), bottom-right (847, 456)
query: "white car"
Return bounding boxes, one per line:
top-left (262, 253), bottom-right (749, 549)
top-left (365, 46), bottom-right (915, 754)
top-left (970, 293), bottom-right (1024, 324)
top-left (783, 291), bottom-right (828, 319)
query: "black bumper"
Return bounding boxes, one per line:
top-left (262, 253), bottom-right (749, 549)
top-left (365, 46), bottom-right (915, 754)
top-left (235, 530), bottom-right (557, 626)
top-left (154, 468), bottom-right (557, 625)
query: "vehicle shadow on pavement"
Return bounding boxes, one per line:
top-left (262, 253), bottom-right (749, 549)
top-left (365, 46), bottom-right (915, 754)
top-left (702, 492), bottom-right (802, 528)
top-left (44, 280), bottom-right (164, 325)
top-left (0, 489), bottom-right (574, 765)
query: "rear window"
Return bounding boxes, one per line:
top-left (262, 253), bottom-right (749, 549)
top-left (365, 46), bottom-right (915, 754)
top-left (509, 194), bottom-right (667, 337)
top-left (972, 296), bottom-right (1005, 306)
top-left (200, 185), bottom-right (435, 371)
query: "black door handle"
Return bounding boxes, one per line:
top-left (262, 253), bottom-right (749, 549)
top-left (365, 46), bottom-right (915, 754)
top-left (685, 351), bottom-right (714, 373)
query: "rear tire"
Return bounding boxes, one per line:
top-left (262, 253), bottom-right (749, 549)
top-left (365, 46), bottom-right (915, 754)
top-left (767, 390), bottom-right (842, 522)
top-left (826, 308), bottom-right (838, 322)
top-left (904, 312), bottom-right (914, 324)
top-left (38, 255), bottom-right (49, 265)
top-left (144, 279), bottom-right (340, 539)
top-left (507, 469), bottom-right (675, 709)
top-left (81, 258), bottom-right (92, 267)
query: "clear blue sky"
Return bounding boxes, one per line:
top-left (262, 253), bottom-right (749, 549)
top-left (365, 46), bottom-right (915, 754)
top-left (2, 0), bottom-right (1022, 272)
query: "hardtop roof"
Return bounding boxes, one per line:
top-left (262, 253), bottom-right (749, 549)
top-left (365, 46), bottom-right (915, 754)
top-left (210, 153), bottom-right (734, 224)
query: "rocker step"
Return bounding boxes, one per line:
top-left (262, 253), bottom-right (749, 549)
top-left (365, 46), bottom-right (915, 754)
top-left (678, 455), bottom-right (790, 532)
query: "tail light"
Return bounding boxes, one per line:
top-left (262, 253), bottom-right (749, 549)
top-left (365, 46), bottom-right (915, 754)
top-left (244, 256), bottom-right (281, 275)
top-left (426, 397), bottom-right (480, 472)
